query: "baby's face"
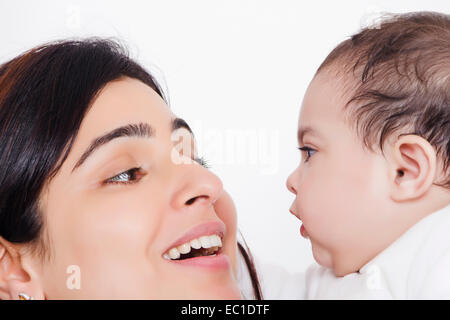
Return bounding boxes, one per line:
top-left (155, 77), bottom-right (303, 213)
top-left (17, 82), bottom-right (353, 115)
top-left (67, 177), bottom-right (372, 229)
top-left (287, 71), bottom-right (396, 276)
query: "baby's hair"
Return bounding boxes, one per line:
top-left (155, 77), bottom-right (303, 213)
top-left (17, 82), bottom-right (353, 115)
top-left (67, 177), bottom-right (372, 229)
top-left (317, 11), bottom-right (450, 188)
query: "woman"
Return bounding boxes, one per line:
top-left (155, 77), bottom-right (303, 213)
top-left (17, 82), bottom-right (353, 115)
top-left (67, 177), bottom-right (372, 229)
top-left (0, 38), bottom-right (262, 299)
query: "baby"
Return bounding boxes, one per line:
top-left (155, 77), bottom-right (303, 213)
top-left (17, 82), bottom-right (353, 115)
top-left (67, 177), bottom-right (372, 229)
top-left (286, 11), bottom-right (450, 299)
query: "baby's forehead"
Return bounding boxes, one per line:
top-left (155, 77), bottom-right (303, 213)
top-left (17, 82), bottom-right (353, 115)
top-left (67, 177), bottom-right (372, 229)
top-left (297, 70), bottom-right (367, 148)
top-left (316, 66), bottom-right (359, 102)
top-left (300, 70), bottom-right (355, 123)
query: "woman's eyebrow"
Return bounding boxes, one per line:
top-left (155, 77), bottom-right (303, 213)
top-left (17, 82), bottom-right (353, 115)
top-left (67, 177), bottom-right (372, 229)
top-left (172, 117), bottom-right (193, 134)
top-left (71, 118), bottom-right (193, 173)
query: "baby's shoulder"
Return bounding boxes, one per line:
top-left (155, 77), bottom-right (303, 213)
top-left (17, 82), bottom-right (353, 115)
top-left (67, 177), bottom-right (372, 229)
top-left (255, 258), bottom-right (307, 300)
top-left (407, 205), bottom-right (450, 298)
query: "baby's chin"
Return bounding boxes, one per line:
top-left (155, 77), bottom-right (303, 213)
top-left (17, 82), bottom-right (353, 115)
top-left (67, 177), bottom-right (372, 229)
top-left (312, 244), bottom-right (361, 277)
top-left (310, 239), bottom-right (334, 270)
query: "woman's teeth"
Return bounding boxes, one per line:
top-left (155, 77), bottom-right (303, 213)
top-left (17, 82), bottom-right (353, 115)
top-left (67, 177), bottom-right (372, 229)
top-left (163, 234), bottom-right (223, 260)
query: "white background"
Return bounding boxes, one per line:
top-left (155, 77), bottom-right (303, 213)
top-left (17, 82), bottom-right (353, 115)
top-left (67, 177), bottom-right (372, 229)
top-left (1, 0), bottom-right (448, 274)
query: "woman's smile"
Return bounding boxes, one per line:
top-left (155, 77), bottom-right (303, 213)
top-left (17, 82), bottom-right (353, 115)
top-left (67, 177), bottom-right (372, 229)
top-left (162, 220), bottom-right (231, 270)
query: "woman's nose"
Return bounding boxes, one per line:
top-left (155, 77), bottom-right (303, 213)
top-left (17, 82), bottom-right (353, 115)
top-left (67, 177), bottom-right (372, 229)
top-left (171, 163), bottom-right (223, 210)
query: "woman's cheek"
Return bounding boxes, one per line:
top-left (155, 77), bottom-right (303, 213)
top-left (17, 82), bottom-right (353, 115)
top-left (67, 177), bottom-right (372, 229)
top-left (213, 191), bottom-right (238, 270)
top-left (214, 191), bottom-right (237, 236)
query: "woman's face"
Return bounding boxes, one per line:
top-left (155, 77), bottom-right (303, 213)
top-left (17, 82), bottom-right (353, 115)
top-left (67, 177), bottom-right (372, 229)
top-left (37, 77), bottom-right (240, 299)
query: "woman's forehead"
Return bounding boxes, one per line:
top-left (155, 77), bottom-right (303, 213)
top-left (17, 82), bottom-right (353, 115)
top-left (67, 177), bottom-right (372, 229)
top-left (56, 78), bottom-right (174, 176)
top-left (82, 77), bottom-right (172, 131)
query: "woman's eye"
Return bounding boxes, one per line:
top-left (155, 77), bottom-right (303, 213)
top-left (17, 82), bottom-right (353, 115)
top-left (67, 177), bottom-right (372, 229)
top-left (104, 157), bottom-right (208, 186)
top-left (194, 156), bottom-right (210, 169)
top-left (298, 146), bottom-right (316, 162)
top-left (105, 167), bottom-right (143, 185)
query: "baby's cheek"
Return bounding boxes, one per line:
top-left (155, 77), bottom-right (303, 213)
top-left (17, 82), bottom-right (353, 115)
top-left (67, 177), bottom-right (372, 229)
top-left (301, 180), bottom-right (349, 246)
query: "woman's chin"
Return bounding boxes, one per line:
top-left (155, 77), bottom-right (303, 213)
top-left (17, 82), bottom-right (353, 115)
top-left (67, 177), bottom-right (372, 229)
top-left (151, 272), bottom-right (242, 299)
top-left (184, 281), bottom-right (242, 300)
top-left (172, 281), bottom-right (242, 300)
top-left (191, 288), bottom-right (242, 300)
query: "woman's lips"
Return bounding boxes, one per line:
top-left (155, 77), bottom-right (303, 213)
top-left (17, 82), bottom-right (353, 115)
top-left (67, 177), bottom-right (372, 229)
top-left (162, 220), bottom-right (231, 271)
top-left (167, 251), bottom-right (231, 270)
top-left (163, 221), bottom-right (226, 255)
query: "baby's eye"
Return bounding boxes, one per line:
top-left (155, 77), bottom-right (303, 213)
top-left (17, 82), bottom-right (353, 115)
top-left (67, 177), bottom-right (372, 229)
top-left (298, 146), bottom-right (316, 162)
top-left (105, 167), bottom-right (143, 185)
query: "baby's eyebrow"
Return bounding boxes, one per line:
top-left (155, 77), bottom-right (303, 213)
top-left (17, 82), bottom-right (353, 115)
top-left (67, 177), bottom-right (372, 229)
top-left (297, 126), bottom-right (321, 144)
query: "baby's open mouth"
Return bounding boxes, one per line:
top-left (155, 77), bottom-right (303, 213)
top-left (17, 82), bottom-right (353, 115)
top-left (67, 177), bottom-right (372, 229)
top-left (163, 234), bottom-right (222, 261)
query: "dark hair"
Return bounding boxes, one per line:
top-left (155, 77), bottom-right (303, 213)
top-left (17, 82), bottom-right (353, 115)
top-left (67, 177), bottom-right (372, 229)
top-left (317, 11), bottom-right (450, 188)
top-left (0, 38), bottom-right (262, 299)
top-left (238, 234), bottom-right (263, 299)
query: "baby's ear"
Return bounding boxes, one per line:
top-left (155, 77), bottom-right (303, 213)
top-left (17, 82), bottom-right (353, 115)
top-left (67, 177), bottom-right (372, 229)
top-left (387, 134), bottom-right (436, 201)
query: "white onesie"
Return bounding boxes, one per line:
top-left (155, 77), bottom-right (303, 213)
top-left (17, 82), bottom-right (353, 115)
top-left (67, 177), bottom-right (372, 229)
top-left (238, 204), bottom-right (450, 299)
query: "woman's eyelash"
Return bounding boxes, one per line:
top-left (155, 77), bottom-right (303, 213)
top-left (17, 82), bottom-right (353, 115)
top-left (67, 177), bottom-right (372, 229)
top-left (104, 157), bottom-right (210, 186)
top-left (297, 146), bottom-right (316, 162)
top-left (105, 167), bottom-right (142, 185)
top-left (194, 156), bottom-right (210, 169)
